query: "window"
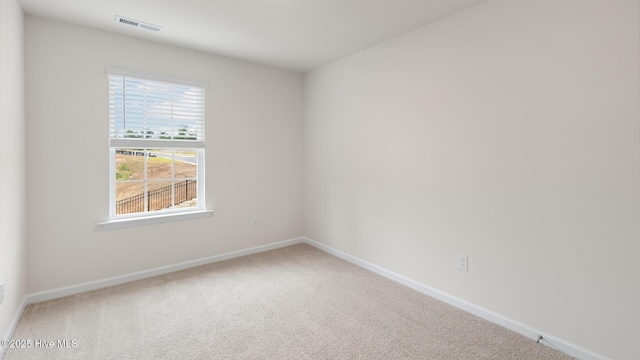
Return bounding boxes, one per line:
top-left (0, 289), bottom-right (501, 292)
top-left (107, 67), bottom-right (207, 221)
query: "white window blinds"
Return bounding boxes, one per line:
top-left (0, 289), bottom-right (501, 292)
top-left (107, 67), bottom-right (206, 148)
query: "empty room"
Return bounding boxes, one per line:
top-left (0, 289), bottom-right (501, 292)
top-left (1, 0), bottom-right (638, 359)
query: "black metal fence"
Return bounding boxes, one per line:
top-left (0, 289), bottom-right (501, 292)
top-left (116, 180), bottom-right (197, 214)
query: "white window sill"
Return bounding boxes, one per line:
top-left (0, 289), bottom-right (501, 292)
top-left (98, 210), bottom-right (214, 230)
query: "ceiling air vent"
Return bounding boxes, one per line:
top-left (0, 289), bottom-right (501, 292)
top-left (114, 16), bottom-right (162, 32)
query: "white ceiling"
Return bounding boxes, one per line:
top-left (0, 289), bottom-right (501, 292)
top-left (18, 0), bottom-right (488, 72)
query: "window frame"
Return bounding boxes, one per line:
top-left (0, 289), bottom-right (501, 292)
top-left (100, 67), bottom-right (212, 229)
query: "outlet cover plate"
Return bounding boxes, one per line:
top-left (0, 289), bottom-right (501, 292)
top-left (457, 254), bottom-right (468, 271)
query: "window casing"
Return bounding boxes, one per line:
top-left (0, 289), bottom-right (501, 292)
top-left (107, 67), bottom-right (206, 220)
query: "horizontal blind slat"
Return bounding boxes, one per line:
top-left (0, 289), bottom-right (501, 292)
top-left (110, 138), bottom-right (205, 148)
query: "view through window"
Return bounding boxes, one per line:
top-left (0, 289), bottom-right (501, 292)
top-left (115, 149), bottom-right (199, 214)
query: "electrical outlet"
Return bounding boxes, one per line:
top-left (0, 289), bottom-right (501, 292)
top-left (1, 282), bottom-right (5, 305)
top-left (252, 217), bottom-right (259, 228)
top-left (457, 254), bottom-right (468, 271)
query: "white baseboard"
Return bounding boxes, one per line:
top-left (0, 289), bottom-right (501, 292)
top-left (7, 236), bottom-right (607, 360)
top-left (26, 237), bottom-right (304, 304)
top-left (1, 296), bottom-right (27, 360)
top-left (302, 237), bottom-right (609, 360)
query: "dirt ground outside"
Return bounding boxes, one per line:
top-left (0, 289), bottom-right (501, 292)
top-left (115, 151), bottom-right (197, 201)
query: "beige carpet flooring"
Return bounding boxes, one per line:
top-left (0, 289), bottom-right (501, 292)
top-left (4, 244), bottom-right (573, 359)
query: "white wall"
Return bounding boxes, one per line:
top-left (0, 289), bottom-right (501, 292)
top-left (304, 0), bottom-right (640, 358)
top-left (25, 16), bottom-right (304, 293)
top-left (0, 0), bottom-right (27, 344)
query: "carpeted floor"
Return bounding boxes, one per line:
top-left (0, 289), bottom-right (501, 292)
top-left (4, 244), bottom-right (573, 359)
